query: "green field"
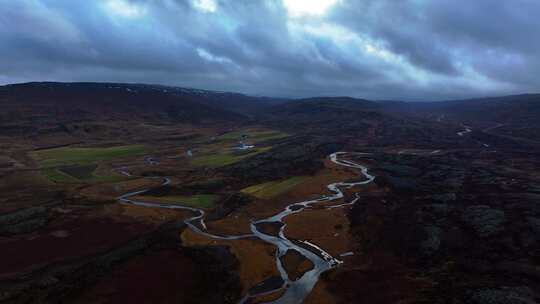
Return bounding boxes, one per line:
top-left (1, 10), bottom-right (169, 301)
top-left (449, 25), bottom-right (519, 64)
top-left (189, 129), bottom-right (285, 168)
top-left (31, 144), bottom-right (145, 183)
top-left (41, 168), bottom-right (80, 183)
top-left (218, 129), bottom-right (289, 143)
top-left (42, 166), bottom-right (126, 184)
top-left (241, 176), bottom-right (307, 199)
top-left (191, 147), bottom-right (271, 167)
top-left (31, 144), bottom-right (146, 168)
top-left (137, 194), bottom-right (219, 209)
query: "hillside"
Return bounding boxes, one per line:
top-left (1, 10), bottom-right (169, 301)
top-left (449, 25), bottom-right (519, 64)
top-left (0, 82), bottom-right (283, 137)
top-left (0, 82), bottom-right (280, 127)
top-left (383, 94), bottom-right (540, 143)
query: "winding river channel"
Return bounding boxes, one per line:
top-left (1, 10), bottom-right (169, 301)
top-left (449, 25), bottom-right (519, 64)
top-left (118, 152), bottom-right (375, 304)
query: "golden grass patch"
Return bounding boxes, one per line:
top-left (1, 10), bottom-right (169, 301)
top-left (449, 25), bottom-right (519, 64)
top-left (284, 207), bottom-right (352, 257)
top-left (205, 212), bottom-right (253, 235)
top-left (241, 176), bottom-right (307, 199)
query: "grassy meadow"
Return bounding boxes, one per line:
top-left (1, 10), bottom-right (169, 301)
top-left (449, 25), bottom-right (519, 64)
top-left (31, 144), bottom-right (146, 183)
top-left (31, 145), bottom-right (146, 167)
top-left (218, 129), bottom-right (289, 143)
top-left (136, 194), bottom-right (219, 209)
top-left (191, 147), bottom-right (271, 167)
top-left (241, 176), bottom-right (306, 199)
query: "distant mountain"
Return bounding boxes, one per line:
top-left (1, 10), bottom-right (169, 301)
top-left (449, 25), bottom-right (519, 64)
top-left (272, 96), bottom-right (379, 112)
top-left (382, 94), bottom-right (540, 143)
top-left (2, 82), bottom-right (538, 147)
top-left (0, 82), bottom-right (284, 140)
top-left (383, 94), bottom-right (539, 123)
top-left (264, 96), bottom-right (379, 121)
top-left (256, 96), bottom-right (469, 149)
top-left (259, 97), bottom-right (381, 135)
top-left (0, 82), bottom-right (290, 137)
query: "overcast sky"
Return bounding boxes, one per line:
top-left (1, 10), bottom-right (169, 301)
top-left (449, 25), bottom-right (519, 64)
top-left (1, 0), bottom-right (539, 100)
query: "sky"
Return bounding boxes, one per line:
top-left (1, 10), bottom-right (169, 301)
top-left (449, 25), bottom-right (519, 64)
top-left (1, 0), bottom-right (539, 101)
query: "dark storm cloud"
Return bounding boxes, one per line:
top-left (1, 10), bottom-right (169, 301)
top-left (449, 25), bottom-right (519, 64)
top-left (0, 0), bottom-right (539, 100)
top-left (328, 0), bottom-right (540, 95)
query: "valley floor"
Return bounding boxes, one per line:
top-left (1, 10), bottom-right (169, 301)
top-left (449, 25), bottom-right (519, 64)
top-left (1, 120), bottom-right (539, 304)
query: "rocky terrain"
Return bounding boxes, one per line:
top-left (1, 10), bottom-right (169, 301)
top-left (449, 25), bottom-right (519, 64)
top-left (328, 149), bottom-right (540, 303)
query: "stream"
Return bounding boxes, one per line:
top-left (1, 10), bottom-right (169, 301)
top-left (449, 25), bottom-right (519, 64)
top-left (117, 152), bottom-right (375, 304)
